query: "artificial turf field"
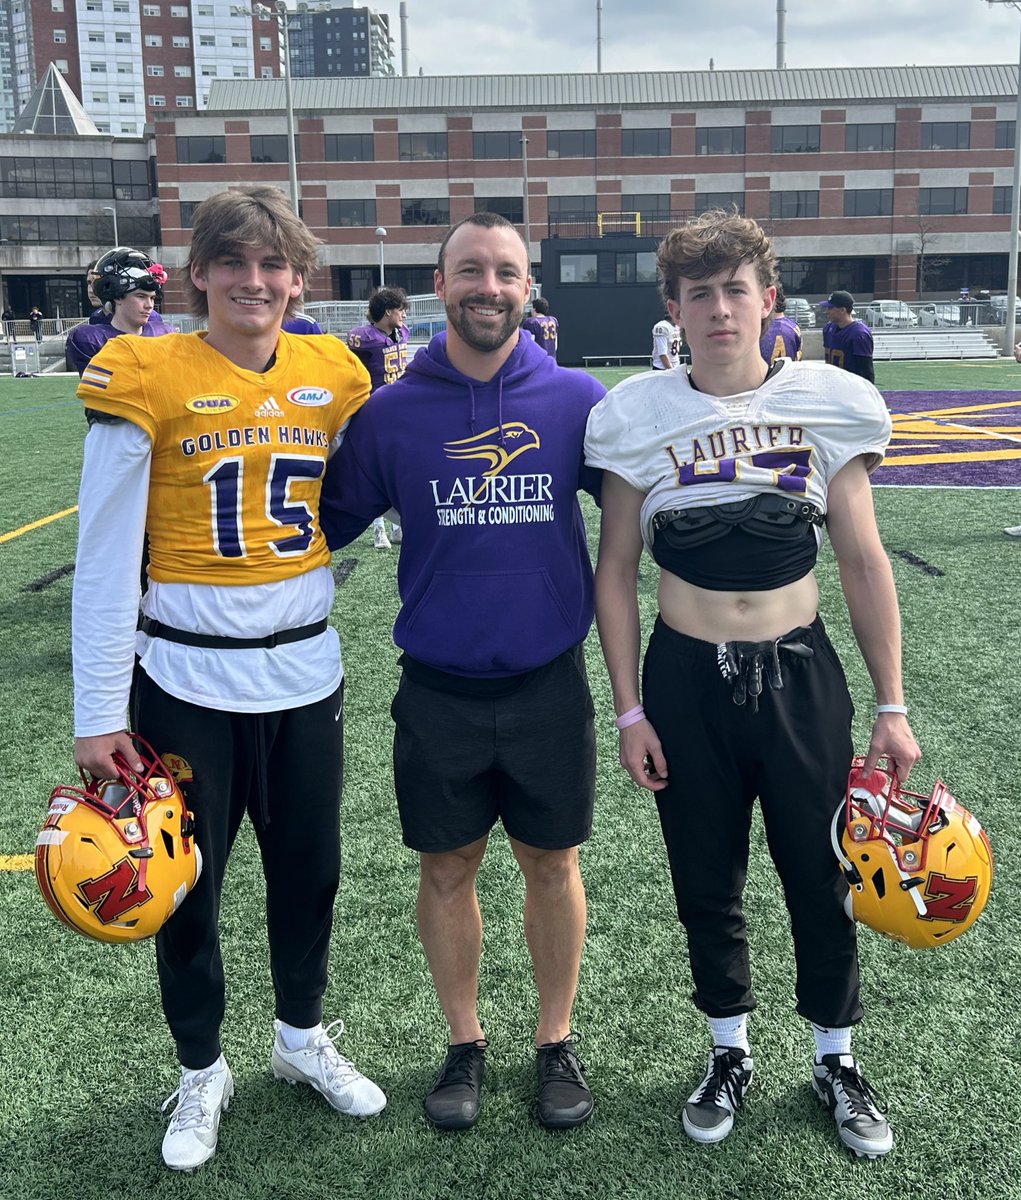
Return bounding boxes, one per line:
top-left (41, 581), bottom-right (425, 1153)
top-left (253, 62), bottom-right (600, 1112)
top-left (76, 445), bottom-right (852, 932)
top-left (1, 361), bottom-right (1018, 1200)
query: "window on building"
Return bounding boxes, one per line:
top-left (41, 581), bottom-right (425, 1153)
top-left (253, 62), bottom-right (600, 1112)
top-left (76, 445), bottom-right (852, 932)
top-left (400, 197), bottom-right (450, 225)
top-left (196, 4), bottom-right (213, 13)
top-left (174, 65), bottom-right (192, 77)
top-left (547, 195), bottom-right (598, 220)
top-left (147, 64), bottom-right (164, 76)
top-left (695, 191), bottom-right (744, 213)
top-left (233, 66), bottom-right (248, 77)
top-left (843, 188), bottom-right (894, 217)
top-left (993, 185), bottom-right (1012, 214)
top-left (621, 128), bottom-right (671, 156)
top-left (695, 126), bottom-right (745, 155)
top-left (614, 251), bottom-right (659, 283)
top-left (55, 59), bottom-right (69, 72)
top-left (90, 62), bottom-right (107, 73)
top-left (149, 95), bottom-right (166, 107)
top-left (51, 0), bottom-right (64, 9)
top-left (474, 195), bottom-right (523, 223)
top-left (119, 93), bottom-right (133, 104)
top-left (325, 133), bottom-right (374, 162)
top-left (173, 35), bottom-right (190, 47)
top-left (996, 120), bottom-right (1015, 150)
top-left (176, 96), bottom-right (194, 107)
top-left (547, 129), bottom-right (596, 159)
top-left (260, 36), bottom-right (272, 50)
top-left (398, 133), bottom-right (448, 161)
top-left (199, 35), bottom-right (215, 47)
top-left (115, 31), bottom-right (132, 43)
top-left (770, 125), bottom-right (821, 153)
top-left (88, 31), bottom-right (106, 42)
top-left (53, 29), bottom-right (66, 43)
top-left (171, 4), bottom-right (189, 15)
top-left (845, 122), bottom-right (895, 152)
top-left (143, 3), bottom-right (161, 13)
top-left (620, 193), bottom-right (672, 219)
top-left (769, 190), bottom-right (819, 218)
top-left (921, 122), bottom-right (970, 150)
top-left (919, 187), bottom-right (968, 215)
top-left (559, 253), bottom-right (598, 283)
top-left (176, 135), bottom-right (226, 164)
top-left (327, 199), bottom-right (377, 226)
top-left (472, 131), bottom-right (521, 160)
top-left (231, 36), bottom-right (246, 48)
top-left (260, 67), bottom-right (274, 78)
top-left (145, 34), bottom-right (163, 46)
top-left (250, 134), bottom-right (293, 163)
top-left (113, 2), bottom-right (129, 12)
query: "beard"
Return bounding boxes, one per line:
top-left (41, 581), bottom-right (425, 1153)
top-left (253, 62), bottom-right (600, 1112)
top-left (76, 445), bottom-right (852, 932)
top-left (446, 294), bottom-right (523, 353)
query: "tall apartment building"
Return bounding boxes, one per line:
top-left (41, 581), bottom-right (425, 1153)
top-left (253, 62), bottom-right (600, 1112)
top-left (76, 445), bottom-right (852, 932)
top-left (288, 2), bottom-right (394, 79)
top-left (0, 0), bottom-right (282, 135)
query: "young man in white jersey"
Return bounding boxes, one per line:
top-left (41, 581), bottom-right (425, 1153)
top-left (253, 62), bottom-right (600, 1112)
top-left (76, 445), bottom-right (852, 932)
top-left (585, 210), bottom-right (920, 1160)
top-left (72, 187), bottom-right (384, 1171)
top-left (651, 312), bottom-right (682, 369)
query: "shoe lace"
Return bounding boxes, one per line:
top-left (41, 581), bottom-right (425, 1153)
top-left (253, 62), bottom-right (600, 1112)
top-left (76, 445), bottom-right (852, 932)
top-left (313, 1019), bottom-right (363, 1092)
top-left (161, 1069), bottom-right (217, 1131)
top-left (436, 1041), bottom-right (486, 1089)
top-left (539, 1032), bottom-right (586, 1085)
top-left (829, 1061), bottom-right (888, 1120)
top-left (694, 1050), bottom-right (747, 1111)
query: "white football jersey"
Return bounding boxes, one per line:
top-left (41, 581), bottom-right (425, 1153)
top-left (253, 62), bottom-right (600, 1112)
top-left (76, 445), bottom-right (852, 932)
top-left (584, 359), bottom-right (891, 549)
top-left (651, 319), bottom-right (682, 369)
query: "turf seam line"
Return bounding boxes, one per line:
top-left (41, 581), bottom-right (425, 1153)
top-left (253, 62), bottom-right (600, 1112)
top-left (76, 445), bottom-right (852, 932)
top-left (892, 549), bottom-right (945, 577)
top-left (23, 562), bottom-right (75, 592)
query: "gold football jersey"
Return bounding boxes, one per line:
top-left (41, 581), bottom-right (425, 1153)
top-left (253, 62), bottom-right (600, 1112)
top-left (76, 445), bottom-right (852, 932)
top-left (79, 331), bottom-right (370, 585)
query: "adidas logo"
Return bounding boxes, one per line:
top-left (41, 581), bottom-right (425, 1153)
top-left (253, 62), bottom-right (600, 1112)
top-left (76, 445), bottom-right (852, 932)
top-left (255, 396), bottom-right (285, 418)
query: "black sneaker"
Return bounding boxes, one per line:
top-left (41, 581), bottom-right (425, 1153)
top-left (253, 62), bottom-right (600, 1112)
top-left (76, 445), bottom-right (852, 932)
top-left (812, 1053), bottom-right (893, 1159)
top-left (535, 1032), bottom-right (594, 1129)
top-left (682, 1046), bottom-right (753, 1144)
top-left (424, 1040), bottom-right (486, 1130)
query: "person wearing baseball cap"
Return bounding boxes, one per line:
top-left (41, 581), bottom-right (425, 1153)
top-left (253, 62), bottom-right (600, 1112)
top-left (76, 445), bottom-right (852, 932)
top-left (821, 290), bottom-right (874, 383)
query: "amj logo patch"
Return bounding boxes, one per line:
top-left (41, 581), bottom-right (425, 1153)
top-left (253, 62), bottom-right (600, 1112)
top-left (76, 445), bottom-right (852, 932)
top-left (287, 386), bottom-right (333, 407)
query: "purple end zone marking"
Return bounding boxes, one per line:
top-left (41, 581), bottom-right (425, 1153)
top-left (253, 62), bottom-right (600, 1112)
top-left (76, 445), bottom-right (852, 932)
top-left (874, 390), bottom-right (1021, 487)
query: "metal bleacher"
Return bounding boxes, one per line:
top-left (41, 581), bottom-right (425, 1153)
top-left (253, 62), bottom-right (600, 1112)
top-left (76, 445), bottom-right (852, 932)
top-left (870, 329), bottom-right (1000, 361)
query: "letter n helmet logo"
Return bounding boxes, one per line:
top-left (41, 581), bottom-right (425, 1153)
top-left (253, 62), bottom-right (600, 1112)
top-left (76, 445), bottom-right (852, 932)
top-left (77, 858), bottom-right (152, 924)
top-left (923, 872), bottom-right (979, 923)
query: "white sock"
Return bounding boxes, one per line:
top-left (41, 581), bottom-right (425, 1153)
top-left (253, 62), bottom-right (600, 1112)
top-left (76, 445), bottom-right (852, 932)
top-left (707, 1014), bottom-right (750, 1054)
top-left (812, 1023), bottom-right (852, 1060)
top-left (278, 1021), bottom-right (323, 1052)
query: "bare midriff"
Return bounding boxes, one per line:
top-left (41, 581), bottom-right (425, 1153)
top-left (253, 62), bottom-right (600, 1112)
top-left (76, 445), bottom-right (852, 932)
top-left (658, 569), bottom-right (819, 643)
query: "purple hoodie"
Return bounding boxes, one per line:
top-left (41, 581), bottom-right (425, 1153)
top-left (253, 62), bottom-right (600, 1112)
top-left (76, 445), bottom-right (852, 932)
top-left (321, 331), bottom-right (605, 677)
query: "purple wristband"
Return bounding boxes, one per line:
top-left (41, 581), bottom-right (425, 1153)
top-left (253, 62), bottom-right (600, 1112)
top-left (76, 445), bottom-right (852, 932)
top-left (614, 705), bottom-right (646, 730)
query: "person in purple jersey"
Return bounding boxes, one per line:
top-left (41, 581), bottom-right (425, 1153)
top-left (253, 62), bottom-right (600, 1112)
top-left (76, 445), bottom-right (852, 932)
top-left (66, 247), bottom-right (176, 375)
top-left (822, 290), bottom-right (874, 383)
top-left (282, 309), bottom-right (324, 335)
top-left (321, 213), bottom-right (604, 1134)
top-left (759, 284), bottom-right (803, 365)
top-left (521, 295), bottom-right (559, 359)
top-left (346, 287), bottom-right (410, 548)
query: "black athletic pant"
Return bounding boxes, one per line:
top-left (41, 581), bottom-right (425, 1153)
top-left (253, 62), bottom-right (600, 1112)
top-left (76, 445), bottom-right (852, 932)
top-left (133, 669), bottom-right (345, 1069)
top-left (643, 615), bottom-right (863, 1029)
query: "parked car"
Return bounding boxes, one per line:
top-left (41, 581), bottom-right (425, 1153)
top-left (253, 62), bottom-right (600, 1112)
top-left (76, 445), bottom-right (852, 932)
top-left (784, 297), bottom-right (816, 328)
top-left (862, 300), bottom-right (918, 328)
top-left (918, 302), bottom-right (961, 327)
top-left (988, 295), bottom-right (1021, 325)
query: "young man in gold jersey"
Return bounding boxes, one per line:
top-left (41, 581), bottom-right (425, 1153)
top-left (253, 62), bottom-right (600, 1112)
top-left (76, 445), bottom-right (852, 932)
top-left (72, 187), bottom-right (384, 1171)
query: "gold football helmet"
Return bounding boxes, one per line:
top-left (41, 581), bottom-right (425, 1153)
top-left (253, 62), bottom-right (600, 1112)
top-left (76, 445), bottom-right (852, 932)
top-left (35, 737), bottom-right (202, 943)
top-left (832, 757), bottom-right (993, 949)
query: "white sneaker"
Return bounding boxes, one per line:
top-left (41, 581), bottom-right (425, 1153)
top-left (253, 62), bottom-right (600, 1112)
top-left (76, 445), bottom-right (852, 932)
top-left (390, 524), bottom-right (403, 545)
top-left (161, 1057), bottom-right (234, 1171)
top-left (681, 1046), bottom-right (753, 1144)
top-left (271, 1018), bottom-right (386, 1117)
top-left (1004, 525), bottom-right (1021, 537)
top-left (373, 526), bottom-right (391, 550)
top-left (812, 1053), bottom-right (893, 1160)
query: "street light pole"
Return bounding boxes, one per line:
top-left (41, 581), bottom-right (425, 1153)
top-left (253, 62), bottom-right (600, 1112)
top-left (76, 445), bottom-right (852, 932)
top-left (102, 205), bottom-right (119, 246)
top-left (520, 134), bottom-right (531, 274)
top-left (276, 0), bottom-right (299, 214)
top-left (986, 1), bottom-right (1021, 355)
top-left (376, 226), bottom-right (387, 286)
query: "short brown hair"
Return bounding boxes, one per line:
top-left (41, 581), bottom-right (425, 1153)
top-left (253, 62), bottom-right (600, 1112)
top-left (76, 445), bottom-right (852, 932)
top-left (436, 212), bottom-right (528, 276)
top-left (657, 209), bottom-right (777, 307)
top-left (184, 187), bottom-right (321, 319)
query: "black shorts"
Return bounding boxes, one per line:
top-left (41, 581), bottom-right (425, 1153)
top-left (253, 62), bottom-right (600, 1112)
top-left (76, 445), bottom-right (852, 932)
top-left (391, 645), bottom-right (596, 854)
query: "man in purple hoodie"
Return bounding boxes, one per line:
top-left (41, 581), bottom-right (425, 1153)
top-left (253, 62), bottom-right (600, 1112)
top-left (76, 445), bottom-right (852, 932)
top-left (321, 213), bottom-right (605, 1133)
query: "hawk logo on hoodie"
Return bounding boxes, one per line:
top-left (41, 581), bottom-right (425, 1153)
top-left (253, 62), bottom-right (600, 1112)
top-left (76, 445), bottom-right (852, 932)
top-left (443, 422), bottom-right (541, 501)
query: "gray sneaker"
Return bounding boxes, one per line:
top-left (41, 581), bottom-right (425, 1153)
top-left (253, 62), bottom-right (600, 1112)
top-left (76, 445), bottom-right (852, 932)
top-left (812, 1053), bottom-right (893, 1160)
top-left (681, 1046), bottom-right (753, 1144)
top-left (271, 1019), bottom-right (386, 1117)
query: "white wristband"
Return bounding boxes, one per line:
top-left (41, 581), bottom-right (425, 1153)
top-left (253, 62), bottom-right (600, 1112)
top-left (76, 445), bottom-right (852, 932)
top-left (874, 704), bottom-right (908, 716)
